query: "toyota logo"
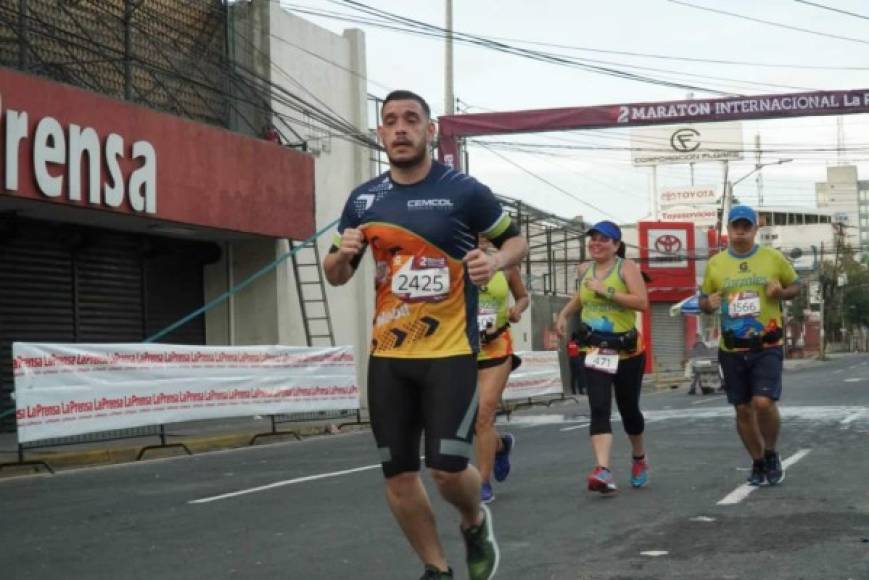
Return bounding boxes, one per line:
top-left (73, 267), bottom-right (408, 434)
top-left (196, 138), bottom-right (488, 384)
top-left (670, 128), bottom-right (700, 152)
top-left (655, 234), bottom-right (682, 254)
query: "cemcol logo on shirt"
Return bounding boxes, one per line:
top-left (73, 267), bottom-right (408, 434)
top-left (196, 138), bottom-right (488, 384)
top-left (407, 199), bottom-right (454, 210)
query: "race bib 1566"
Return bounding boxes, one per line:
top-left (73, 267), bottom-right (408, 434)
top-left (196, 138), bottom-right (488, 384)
top-left (728, 291), bottom-right (760, 318)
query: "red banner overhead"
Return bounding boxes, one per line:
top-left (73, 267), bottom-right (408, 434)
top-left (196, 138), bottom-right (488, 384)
top-left (437, 88), bottom-right (869, 166)
top-left (0, 67), bottom-right (315, 239)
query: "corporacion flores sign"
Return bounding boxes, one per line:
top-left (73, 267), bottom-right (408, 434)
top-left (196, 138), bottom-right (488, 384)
top-left (631, 122), bottom-right (743, 166)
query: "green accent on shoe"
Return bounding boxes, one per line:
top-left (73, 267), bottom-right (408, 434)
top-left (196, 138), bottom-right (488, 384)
top-left (461, 503), bottom-right (500, 580)
top-left (420, 564), bottom-right (454, 579)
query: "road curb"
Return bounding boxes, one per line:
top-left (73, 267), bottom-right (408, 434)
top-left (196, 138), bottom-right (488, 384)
top-left (0, 423), bottom-right (355, 476)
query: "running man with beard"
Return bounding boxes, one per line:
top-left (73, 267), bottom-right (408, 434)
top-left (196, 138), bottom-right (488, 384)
top-left (324, 90), bottom-right (527, 580)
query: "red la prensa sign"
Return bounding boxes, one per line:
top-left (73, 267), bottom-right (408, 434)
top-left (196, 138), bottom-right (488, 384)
top-left (0, 67), bottom-right (315, 239)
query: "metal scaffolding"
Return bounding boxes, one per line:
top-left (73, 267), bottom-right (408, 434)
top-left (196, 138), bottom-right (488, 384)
top-left (0, 0), bottom-right (231, 127)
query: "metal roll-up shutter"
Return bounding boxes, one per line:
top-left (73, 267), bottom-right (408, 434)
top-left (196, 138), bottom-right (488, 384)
top-left (1, 218), bottom-right (213, 432)
top-left (650, 302), bottom-right (685, 374)
top-left (74, 231), bottom-right (144, 342)
top-left (143, 239), bottom-right (215, 345)
top-left (0, 221), bottom-right (76, 431)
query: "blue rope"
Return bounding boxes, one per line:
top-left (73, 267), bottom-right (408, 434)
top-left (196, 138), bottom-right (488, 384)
top-left (144, 218), bottom-right (340, 343)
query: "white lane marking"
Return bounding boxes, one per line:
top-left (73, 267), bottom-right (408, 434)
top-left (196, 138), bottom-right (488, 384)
top-left (504, 405), bottom-right (868, 426)
top-left (691, 397), bottom-right (723, 405)
top-left (640, 551), bottom-right (669, 557)
top-left (844, 378), bottom-right (865, 383)
top-left (717, 448), bottom-right (812, 506)
top-left (833, 369), bottom-right (843, 374)
top-left (189, 463), bottom-right (381, 504)
top-left (840, 412), bottom-right (863, 426)
top-left (502, 415), bottom-right (589, 426)
top-left (690, 516), bottom-right (716, 522)
top-left (560, 422), bottom-right (591, 432)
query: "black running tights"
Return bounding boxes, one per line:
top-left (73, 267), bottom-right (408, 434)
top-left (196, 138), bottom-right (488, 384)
top-left (582, 353), bottom-right (646, 436)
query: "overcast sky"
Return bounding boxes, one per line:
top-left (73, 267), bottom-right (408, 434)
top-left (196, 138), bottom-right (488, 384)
top-left (280, 0), bottom-right (869, 223)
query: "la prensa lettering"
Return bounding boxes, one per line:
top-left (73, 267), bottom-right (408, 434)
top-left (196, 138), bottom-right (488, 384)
top-left (1, 93), bottom-right (157, 213)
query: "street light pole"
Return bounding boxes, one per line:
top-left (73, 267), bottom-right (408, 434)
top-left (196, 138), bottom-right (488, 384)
top-left (719, 158), bottom-right (794, 247)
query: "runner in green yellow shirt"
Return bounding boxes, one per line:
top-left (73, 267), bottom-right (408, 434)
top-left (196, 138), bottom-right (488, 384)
top-left (700, 205), bottom-right (800, 487)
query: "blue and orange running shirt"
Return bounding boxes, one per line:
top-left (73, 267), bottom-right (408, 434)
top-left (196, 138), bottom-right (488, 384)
top-left (332, 161), bottom-right (514, 359)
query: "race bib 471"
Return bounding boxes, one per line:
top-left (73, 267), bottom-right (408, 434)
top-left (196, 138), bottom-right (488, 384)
top-left (585, 348), bottom-right (619, 374)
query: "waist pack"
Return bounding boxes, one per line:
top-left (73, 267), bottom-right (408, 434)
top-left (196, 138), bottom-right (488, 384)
top-left (573, 323), bottom-right (638, 353)
top-left (723, 327), bottom-right (783, 351)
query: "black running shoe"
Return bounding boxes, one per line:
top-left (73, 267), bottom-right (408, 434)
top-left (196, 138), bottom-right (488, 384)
top-left (747, 460), bottom-right (766, 486)
top-left (765, 451), bottom-right (785, 485)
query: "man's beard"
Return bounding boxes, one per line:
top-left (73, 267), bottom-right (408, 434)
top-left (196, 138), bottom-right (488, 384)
top-left (387, 142), bottom-right (428, 169)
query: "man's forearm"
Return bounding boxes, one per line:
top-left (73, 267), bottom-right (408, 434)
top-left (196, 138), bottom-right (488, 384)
top-left (323, 252), bottom-right (355, 286)
top-left (780, 283), bottom-right (801, 300)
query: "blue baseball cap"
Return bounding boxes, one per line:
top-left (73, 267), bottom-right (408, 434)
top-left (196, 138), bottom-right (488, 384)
top-left (587, 220), bottom-right (622, 241)
top-left (728, 205), bottom-right (757, 225)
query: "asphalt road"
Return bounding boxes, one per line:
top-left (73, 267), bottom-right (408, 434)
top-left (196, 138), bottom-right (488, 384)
top-left (2, 354), bottom-right (868, 580)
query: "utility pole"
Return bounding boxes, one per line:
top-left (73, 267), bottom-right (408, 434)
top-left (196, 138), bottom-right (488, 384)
top-left (836, 116), bottom-right (845, 165)
top-left (444, 0), bottom-right (454, 116)
top-left (755, 133), bottom-right (764, 207)
top-left (718, 160), bottom-right (730, 250)
top-left (819, 242), bottom-right (826, 360)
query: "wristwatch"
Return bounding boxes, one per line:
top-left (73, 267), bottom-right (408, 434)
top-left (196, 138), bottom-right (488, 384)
top-left (606, 286), bottom-right (616, 299)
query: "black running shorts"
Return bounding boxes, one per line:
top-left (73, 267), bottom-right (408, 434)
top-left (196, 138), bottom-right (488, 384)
top-left (367, 354), bottom-right (478, 478)
top-left (718, 346), bottom-right (784, 405)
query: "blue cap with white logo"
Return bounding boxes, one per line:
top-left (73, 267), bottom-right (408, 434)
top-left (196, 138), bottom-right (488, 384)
top-left (728, 205), bottom-right (757, 225)
top-left (587, 220), bottom-right (622, 241)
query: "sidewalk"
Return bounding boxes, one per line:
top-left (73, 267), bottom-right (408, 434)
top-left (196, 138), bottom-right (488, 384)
top-left (784, 350), bottom-right (858, 371)
top-left (0, 414), bottom-right (368, 477)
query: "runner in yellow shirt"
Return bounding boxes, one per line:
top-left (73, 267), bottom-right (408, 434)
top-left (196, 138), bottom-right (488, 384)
top-left (556, 221), bottom-right (649, 494)
top-left (700, 205), bottom-right (800, 486)
top-left (475, 236), bottom-right (529, 504)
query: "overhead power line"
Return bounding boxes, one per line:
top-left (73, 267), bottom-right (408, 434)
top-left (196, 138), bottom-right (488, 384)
top-left (475, 143), bottom-right (619, 221)
top-left (280, 0), bottom-right (736, 96)
top-left (794, 0), bottom-right (869, 21)
top-left (470, 33), bottom-right (869, 71)
top-left (668, 0), bottom-right (869, 46)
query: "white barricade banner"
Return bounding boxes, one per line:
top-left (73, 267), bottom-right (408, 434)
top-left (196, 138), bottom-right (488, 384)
top-left (502, 350), bottom-right (563, 401)
top-left (13, 343), bottom-right (359, 443)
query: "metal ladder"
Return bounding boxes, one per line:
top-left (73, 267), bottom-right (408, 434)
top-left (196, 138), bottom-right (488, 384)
top-left (290, 240), bottom-right (336, 347)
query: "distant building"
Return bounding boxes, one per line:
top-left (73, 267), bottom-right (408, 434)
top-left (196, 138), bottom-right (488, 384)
top-left (815, 165), bottom-right (868, 257)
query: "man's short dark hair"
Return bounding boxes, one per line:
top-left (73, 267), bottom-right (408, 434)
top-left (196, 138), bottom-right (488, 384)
top-left (382, 90), bottom-right (431, 119)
